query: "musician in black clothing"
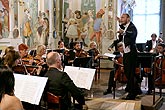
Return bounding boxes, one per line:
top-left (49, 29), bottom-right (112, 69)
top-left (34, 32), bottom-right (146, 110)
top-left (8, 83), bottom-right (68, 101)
top-left (103, 42), bottom-right (124, 95)
top-left (45, 52), bottom-right (88, 110)
top-left (118, 13), bottom-right (142, 100)
top-left (145, 33), bottom-right (164, 52)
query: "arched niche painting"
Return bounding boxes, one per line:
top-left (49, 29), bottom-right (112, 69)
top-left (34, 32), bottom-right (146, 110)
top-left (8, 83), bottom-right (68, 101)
top-left (0, 0), bottom-right (9, 38)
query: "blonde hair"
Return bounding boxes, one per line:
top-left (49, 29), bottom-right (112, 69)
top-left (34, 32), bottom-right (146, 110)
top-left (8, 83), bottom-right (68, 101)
top-left (36, 45), bottom-right (46, 55)
top-left (89, 41), bottom-right (97, 48)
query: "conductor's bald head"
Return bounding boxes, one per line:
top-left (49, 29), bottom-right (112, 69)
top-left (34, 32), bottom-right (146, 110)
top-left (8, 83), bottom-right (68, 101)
top-left (46, 52), bottom-right (61, 67)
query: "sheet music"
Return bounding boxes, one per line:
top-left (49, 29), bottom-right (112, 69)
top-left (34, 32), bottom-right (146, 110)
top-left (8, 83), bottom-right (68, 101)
top-left (112, 102), bottom-right (135, 110)
top-left (64, 66), bottom-right (96, 90)
top-left (14, 74), bottom-right (48, 105)
top-left (104, 53), bottom-right (116, 58)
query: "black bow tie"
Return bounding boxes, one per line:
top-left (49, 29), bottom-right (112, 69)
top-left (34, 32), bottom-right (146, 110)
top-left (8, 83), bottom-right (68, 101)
top-left (119, 25), bottom-right (125, 30)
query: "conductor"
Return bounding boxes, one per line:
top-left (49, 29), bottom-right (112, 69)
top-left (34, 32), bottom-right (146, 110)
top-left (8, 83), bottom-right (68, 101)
top-left (118, 13), bottom-right (142, 100)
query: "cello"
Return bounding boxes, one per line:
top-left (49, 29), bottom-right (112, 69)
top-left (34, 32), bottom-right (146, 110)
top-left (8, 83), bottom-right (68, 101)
top-left (154, 56), bottom-right (165, 86)
top-left (114, 56), bottom-right (141, 83)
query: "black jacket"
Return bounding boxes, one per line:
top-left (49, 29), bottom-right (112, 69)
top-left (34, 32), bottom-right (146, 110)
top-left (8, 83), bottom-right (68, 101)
top-left (145, 40), bottom-right (158, 52)
top-left (45, 67), bottom-right (85, 110)
top-left (123, 22), bottom-right (137, 51)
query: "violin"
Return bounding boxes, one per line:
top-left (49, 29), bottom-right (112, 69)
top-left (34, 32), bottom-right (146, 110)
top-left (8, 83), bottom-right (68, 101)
top-left (12, 64), bottom-right (40, 75)
top-left (22, 55), bottom-right (34, 65)
top-left (13, 55), bottom-right (43, 76)
top-left (75, 49), bottom-right (88, 58)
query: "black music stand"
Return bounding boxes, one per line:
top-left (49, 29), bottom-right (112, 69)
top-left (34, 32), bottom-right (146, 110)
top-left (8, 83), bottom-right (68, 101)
top-left (53, 49), bottom-right (65, 54)
top-left (137, 52), bottom-right (156, 68)
top-left (136, 52), bottom-right (157, 85)
top-left (73, 57), bottom-right (92, 68)
top-left (68, 49), bottom-right (76, 60)
top-left (29, 50), bottom-right (36, 57)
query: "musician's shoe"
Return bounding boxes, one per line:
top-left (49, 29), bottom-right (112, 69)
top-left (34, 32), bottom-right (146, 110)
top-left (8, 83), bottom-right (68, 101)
top-left (135, 89), bottom-right (142, 95)
top-left (103, 89), bottom-right (112, 95)
top-left (122, 93), bottom-right (136, 100)
top-left (146, 90), bottom-right (153, 95)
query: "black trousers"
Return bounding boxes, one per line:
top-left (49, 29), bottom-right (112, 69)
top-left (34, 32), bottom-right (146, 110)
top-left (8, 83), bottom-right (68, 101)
top-left (107, 69), bottom-right (116, 91)
top-left (123, 50), bottom-right (141, 95)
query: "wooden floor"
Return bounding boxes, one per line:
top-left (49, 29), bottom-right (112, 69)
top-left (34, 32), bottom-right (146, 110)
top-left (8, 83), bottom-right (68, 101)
top-left (86, 68), bottom-right (165, 110)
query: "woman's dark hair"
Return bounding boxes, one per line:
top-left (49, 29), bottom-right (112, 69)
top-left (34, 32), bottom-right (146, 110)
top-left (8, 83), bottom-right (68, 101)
top-left (58, 40), bottom-right (64, 48)
top-left (4, 50), bottom-right (20, 68)
top-left (58, 40), bottom-right (63, 46)
top-left (0, 66), bottom-right (14, 102)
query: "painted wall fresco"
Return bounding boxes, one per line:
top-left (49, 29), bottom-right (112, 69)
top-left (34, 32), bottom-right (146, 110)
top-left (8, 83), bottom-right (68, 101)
top-left (0, 0), bottom-right (9, 38)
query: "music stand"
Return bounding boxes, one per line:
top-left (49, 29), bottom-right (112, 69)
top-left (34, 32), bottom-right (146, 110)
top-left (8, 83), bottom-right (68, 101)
top-left (137, 52), bottom-right (156, 68)
top-left (29, 50), bottom-right (36, 57)
top-left (73, 57), bottom-right (92, 68)
top-left (53, 49), bottom-right (65, 54)
top-left (46, 49), bottom-right (53, 54)
top-left (68, 49), bottom-right (76, 60)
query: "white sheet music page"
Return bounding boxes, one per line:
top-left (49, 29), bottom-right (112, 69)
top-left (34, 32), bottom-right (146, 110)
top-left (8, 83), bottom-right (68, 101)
top-left (14, 74), bottom-right (48, 105)
top-left (104, 53), bottom-right (116, 58)
top-left (64, 66), bottom-right (96, 90)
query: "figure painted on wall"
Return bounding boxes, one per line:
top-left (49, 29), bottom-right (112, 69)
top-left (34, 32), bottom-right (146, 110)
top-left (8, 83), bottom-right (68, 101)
top-left (66, 13), bottom-right (78, 43)
top-left (22, 9), bottom-right (32, 47)
top-left (90, 9), bottom-right (106, 50)
top-left (75, 10), bottom-right (83, 40)
top-left (36, 14), bottom-right (49, 47)
top-left (0, 10), bottom-right (2, 39)
top-left (0, 0), bottom-right (9, 11)
top-left (34, 17), bottom-right (42, 46)
top-left (87, 10), bottom-right (94, 45)
top-left (121, 0), bottom-right (136, 21)
top-left (3, 8), bottom-right (9, 38)
top-left (74, 10), bottom-right (88, 47)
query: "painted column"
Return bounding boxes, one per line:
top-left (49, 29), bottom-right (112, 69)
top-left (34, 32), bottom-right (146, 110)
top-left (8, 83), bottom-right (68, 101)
top-left (8, 0), bottom-right (14, 38)
top-left (48, 0), bottom-right (55, 49)
top-left (38, 0), bottom-right (45, 13)
top-left (69, 0), bottom-right (81, 12)
top-left (55, 0), bottom-right (63, 47)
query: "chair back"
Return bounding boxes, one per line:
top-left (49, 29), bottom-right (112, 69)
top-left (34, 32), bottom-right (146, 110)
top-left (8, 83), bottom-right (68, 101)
top-left (47, 92), bottom-right (61, 110)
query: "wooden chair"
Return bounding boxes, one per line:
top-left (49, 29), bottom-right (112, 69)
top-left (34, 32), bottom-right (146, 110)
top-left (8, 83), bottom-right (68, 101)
top-left (46, 92), bottom-right (61, 110)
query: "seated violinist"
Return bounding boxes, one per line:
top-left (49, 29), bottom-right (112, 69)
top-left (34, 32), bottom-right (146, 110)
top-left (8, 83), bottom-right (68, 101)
top-left (88, 41), bottom-right (100, 67)
top-left (34, 45), bottom-right (46, 65)
top-left (16, 43), bottom-right (42, 75)
top-left (18, 43), bottom-right (33, 65)
top-left (0, 46), bottom-right (15, 66)
top-left (103, 42), bottom-right (124, 95)
top-left (58, 40), bottom-right (66, 50)
top-left (74, 42), bottom-right (88, 58)
top-left (3, 50), bottom-right (20, 69)
top-left (34, 45), bottom-right (48, 76)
